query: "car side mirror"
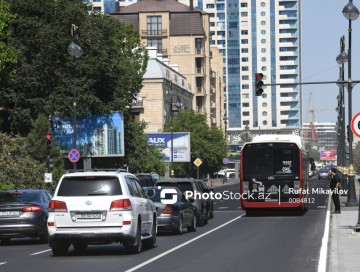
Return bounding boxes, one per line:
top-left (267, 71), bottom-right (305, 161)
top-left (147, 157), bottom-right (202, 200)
top-left (146, 188), bottom-right (155, 198)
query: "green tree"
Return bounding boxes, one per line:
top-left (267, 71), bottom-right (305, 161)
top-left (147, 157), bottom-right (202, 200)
top-left (163, 110), bottom-right (226, 178)
top-left (308, 148), bottom-right (320, 162)
top-left (4, 0), bottom-right (148, 135)
top-left (0, 133), bottom-right (44, 190)
top-left (123, 113), bottom-right (165, 175)
top-left (0, 0), bottom-right (19, 109)
top-left (26, 114), bottom-right (64, 189)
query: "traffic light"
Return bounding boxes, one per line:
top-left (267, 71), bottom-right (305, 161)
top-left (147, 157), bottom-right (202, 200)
top-left (46, 133), bottom-right (53, 172)
top-left (255, 73), bottom-right (264, 96)
top-left (46, 133), bottom-right (52, 154)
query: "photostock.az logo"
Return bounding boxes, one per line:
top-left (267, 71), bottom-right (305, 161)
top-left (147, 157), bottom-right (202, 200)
top-left (158, 186), bottom-right (177, 204)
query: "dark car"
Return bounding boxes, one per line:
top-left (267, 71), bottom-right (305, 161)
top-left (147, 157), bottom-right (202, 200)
top-left (195, 179), bottom-right (214, 219)
top-left (135, 172), bottom-right (160, 189)
top-left (148, 187), bottom-right (196, 234)
top-left (155, 178), bottom-right (208, 226)
top-left (318, 168), bottom-right (330, 180)
top-left (0, 189), bottom-right (52, 244)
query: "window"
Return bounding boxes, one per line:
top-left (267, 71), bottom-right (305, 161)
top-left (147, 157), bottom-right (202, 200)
top-left (147, 39), bottom-right (163, 52)
top-left (241, 66), bottom-right (249, 71)
top-left (243, 112), bottom-right (250, 116)
top-left (261, 30), bottom-right (266, 35)
top-left (241, 48), bottom-right (249, 53)
top-left (261, 48), bottom-right (266, 53)
top-left (241, 30), bottom-right (248, 35)
top-left (147, 16), bottom-right (162, 35)
top-left (242, 84), bottom-right (249, 89)
top-left (242, 93), bottom-right (249, 99)
top-left (261, 21), bottom-right (266, 26)
top-left (241, 39), bottom-right (249, 44)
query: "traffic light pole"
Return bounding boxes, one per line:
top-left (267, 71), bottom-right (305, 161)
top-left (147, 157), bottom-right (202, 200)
top-left (262, 80), bottom-right (360, 87)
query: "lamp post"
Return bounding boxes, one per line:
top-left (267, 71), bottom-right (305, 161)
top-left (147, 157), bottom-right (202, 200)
top-left (336, 35), bottom-right (348, 192)
top-left (67, 24), bottom-right (83, 170)
top-left (342, 0), bottom-right (359, 207)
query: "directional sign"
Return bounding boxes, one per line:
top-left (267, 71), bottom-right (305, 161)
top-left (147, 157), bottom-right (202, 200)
top-left (193, 158), bottom-right (202, 167)
top-left (351, 112), bottom-right (360, 139)
top-left (68, 149), bottom-right (80, 163)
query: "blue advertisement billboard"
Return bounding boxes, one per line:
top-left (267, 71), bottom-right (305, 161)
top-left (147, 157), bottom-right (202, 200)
top-left (51, 112), bottom-right (124, 157)
top-left (146, 132), bottom-right (191, 162)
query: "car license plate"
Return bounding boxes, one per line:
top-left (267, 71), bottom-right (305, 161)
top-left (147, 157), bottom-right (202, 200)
top-left (76, 212), bottom-right (101, 219)
top-left (0, 211), bottom-right (20, 217)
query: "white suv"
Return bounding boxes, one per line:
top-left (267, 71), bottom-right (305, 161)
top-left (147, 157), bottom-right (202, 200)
top-left (47, 169), bottom-right (157, 256)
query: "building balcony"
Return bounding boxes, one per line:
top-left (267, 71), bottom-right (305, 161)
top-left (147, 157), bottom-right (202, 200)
top-left (141, 29), bottom-right (167, 37)
top-left (195, 48), bottom-right (205, 55)
top-left (196, 87), bottom-right (206, 95)
top-left (196, 106), bottom-right (206, 113)
top-left (196, 67), bottom-right (205, 74)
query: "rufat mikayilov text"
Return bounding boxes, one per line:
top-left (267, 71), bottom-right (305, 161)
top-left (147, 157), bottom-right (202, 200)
top-left (289, 188), bottom-right (348, 195)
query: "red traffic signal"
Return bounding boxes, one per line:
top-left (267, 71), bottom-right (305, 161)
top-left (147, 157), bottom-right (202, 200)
top-left (255, 73), bottom-right (264, 96)
top-left (46, 133), bottom-right (52, 140)
top-left (256, 73), bottom-right (263, 81)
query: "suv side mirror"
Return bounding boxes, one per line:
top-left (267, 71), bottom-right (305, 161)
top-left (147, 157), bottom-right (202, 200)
top-left (146, 188), bottom-right (155, 198)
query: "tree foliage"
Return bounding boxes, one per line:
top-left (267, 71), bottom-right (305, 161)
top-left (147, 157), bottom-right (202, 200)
top-left (0, 133), bottom-right (45, 190)
top-left (0, 0), bottom-right (18, 93)
top-left (4, 0), bottom-right (148, 135)
top-left (163, 110), bottom-right (226, 178)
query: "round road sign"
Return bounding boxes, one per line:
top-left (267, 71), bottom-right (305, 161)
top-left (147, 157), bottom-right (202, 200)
top-left (351, 112), bottom-right (360, 139)
top-left (223, 158), bottom-right (229, 165)
top-left (68, 149), bottom-right (80, 163)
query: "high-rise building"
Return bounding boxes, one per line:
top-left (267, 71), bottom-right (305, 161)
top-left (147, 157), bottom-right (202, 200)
top-left (180, 0), bottom-right (302, 141)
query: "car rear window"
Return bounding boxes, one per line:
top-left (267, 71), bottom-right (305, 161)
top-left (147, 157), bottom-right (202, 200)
top-left (157, 182), bottom-right (194, 193)
top-left (0, 191), bottom-right (40, 203)
top-left (57, 176), bottom-right (122, 196)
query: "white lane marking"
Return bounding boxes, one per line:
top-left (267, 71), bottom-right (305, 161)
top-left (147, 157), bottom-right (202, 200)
top-left (317, 193), bottom-right (331, 272)
top-left (30, 249), bottom-right (52, 256)
top-left (125, 214), bottom-right (245, 272)
top-left (0, 262), bottom-right (7, 266)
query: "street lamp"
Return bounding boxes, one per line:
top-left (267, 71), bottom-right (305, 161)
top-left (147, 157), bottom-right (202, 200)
top-left (336, 35), bottom-right (348, 192)
top-left (342, 0), bottom-right (359, 208)
top-left (67, 25), bottom-right (83, 170)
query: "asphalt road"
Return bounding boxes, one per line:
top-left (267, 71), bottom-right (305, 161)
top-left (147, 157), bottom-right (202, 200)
top-left (0, 177), bottom-right (330, 272)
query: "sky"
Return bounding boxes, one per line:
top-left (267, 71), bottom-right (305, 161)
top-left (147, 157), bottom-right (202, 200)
top-left (301, 0), bottom-right (360, 125)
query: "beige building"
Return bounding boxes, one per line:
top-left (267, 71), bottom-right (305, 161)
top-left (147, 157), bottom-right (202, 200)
top-left (132, 47), bottom-right (193, 133)
top-left (110, 0), bottom-right (223, 128)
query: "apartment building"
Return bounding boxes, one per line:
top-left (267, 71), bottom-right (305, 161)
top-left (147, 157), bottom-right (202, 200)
top-left (302, 122), bottom-right (338, 150)
top-left (132, 48), bottom-right (193, 133)
top-left (110, 0), bottom-right (222, 127)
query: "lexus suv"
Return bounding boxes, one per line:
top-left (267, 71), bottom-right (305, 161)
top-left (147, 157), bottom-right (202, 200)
top-left (47, 169), bottom-right (157, 256)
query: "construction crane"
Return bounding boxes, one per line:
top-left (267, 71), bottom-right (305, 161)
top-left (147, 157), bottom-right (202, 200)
top-left (305, 92), bottom-right (327, 145)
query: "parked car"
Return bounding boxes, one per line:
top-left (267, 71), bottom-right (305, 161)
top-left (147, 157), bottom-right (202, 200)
top-left (0, 189), bottom-right (52, 244)
top-left (318, 168), bottom-right (330, 180)
top-left (155, 178), bottom-right (208, 226)
top-left (135, 172), bottom-right (160, 189)
top-left (148, 187), bottom-right (196, 234)
top-left (47, 169), bottom-right (157, 256)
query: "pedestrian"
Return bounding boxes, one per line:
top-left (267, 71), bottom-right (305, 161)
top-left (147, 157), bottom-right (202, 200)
top-left (329, 167), bottom-right (341, 213)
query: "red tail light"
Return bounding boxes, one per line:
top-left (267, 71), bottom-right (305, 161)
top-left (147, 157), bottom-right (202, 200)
top-left (49, 200), bottom-right (68, 212)
top-left (22, 205), bottom-right (43, 212)
top-left (110, 199), bottom-right (132, 211)
top-left (161, 204), bottom-right (174, 215)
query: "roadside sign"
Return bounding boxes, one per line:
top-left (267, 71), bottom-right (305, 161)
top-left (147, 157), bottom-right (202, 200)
top-left (223, 158), bottom-right (229, 165)
top-left (68, 149), bottom-right (80, 163)
top-left (44, 173), bottom-right (52, 183)
top-left (351, 112), bottom-right (360, 139)
top-left (194, 158), bottom-right (202, 167)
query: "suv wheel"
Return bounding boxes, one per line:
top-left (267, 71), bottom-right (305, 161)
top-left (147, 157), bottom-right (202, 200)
top-left (188, 214), bottom-right (197, 232)
top-left (174, 215), bottom-right (184, 235)
top-left (143, 216), bottom-right (157, 249)
top-left (124, 223), bottom-right (142, 254)
top-left (51, 240), bottom-right (70, 256)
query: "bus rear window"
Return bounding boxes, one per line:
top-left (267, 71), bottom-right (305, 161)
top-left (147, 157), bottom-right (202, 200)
top-left (242, 143), bottom-right (299, 176)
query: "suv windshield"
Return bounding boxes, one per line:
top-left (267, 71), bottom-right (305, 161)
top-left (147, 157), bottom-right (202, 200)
top-left (57, 176), bottom-right (122, 196)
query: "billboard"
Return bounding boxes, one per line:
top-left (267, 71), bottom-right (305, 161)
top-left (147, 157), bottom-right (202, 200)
top-left (146, 132), bottom-right (191, 162)
top-left (51, 112), bottom-right (124, 157)
top-left (320, 150), bottom-right (337, 161)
